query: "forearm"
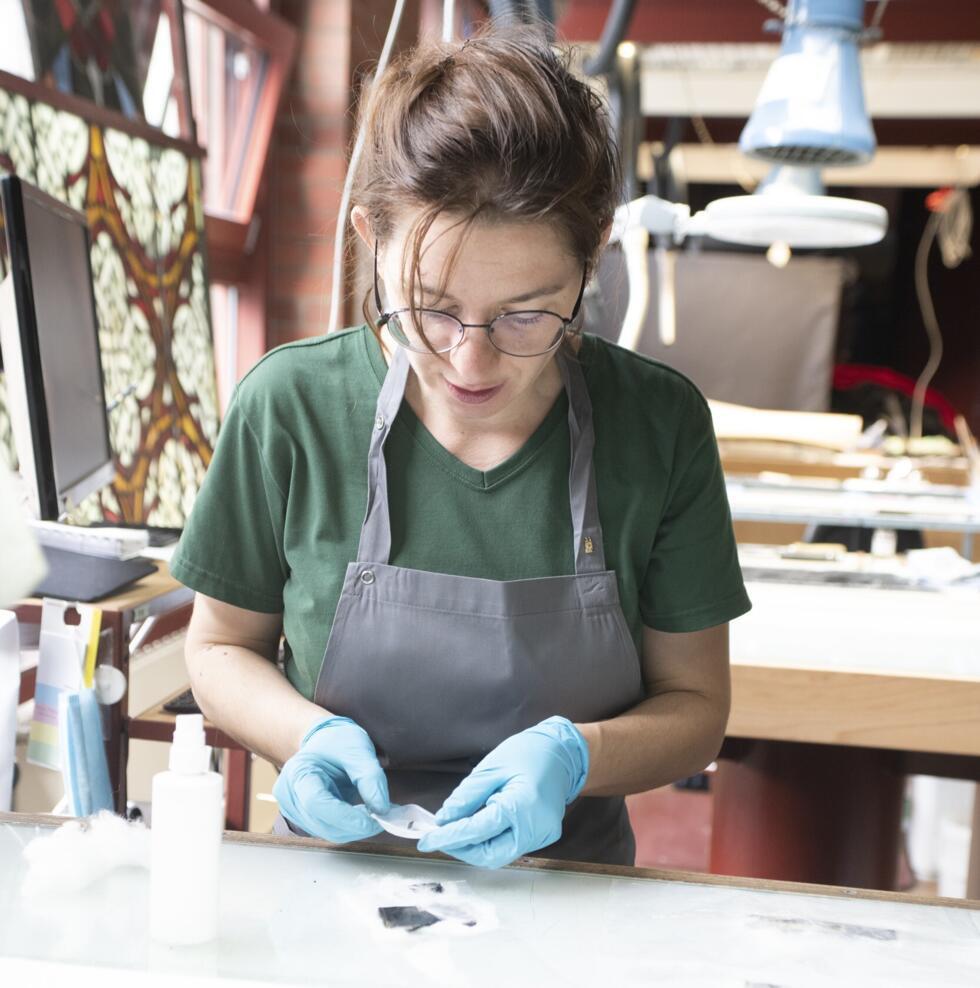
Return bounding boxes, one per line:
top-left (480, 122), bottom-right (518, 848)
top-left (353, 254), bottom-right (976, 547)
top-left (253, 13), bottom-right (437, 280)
top-left (575, 689), bottom-right (729, 797)
top-left (186, 642), bottom-right (327, 769)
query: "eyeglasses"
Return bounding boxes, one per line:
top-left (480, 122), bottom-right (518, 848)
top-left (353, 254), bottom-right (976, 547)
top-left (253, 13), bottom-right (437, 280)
top-left (373, 242), bottom-right (587, 358)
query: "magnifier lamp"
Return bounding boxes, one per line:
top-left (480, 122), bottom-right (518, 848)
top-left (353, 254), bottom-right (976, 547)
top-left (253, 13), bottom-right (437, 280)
top-left (702, 164), bottom-right (887, 249)
top-left (612, 0), bottom-right (887, 350)
top-left (719, 0), bottom-right (886, 249)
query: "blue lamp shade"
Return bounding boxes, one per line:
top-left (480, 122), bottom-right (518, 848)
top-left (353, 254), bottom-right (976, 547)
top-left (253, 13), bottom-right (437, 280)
top-left (740, 0), bottom-right (876, 167)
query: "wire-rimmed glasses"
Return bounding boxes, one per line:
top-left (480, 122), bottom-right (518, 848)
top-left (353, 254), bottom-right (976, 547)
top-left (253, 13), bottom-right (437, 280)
top-left (373, 242), bottom-right (586, 357)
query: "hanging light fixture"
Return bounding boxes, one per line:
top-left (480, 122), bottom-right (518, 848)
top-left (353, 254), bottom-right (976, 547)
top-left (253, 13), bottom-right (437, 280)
top-left (740, 0), bottom-right (876, 167)
top-left (710, 0), bottom-right (887, 249)
top-left (609, 0), bottom-right (889, 351)
top-left (702, 163), bottom-right (887, 248)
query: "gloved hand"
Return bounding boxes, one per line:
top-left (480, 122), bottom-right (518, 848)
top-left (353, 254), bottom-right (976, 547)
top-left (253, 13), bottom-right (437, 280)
top-left (416, 716), bottom-right (589, 868)
top-left (273, 715), bottom-right (390, 843)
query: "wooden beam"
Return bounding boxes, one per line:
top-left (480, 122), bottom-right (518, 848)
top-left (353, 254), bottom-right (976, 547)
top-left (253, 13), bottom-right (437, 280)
top-left (658, 143), bottom-right (980, 188)
top-left (558, 0), bottom-right (980, 46)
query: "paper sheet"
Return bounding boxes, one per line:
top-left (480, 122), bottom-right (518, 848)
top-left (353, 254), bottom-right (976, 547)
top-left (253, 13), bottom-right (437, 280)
top-left (371, 804), bottom-right (439, 840)
top-left (26, 601), bottom-right (93, 770)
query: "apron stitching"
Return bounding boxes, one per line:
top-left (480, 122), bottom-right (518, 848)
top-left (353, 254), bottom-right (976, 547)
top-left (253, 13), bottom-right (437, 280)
top-left (336, 594), bottom-right (630, 621)
top-left (346, 565), bottom-right (619, 589)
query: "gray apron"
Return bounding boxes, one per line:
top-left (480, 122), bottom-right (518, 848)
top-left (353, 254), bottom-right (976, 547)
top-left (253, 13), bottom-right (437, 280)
top-left (275, 345), bottom-right (644, 864)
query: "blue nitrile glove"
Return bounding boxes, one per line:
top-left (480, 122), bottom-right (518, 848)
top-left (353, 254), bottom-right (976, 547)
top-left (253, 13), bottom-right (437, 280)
top-left (273, 715), bottom-right (390, 843)
top-left (416, 716), bottom-right (589, 868)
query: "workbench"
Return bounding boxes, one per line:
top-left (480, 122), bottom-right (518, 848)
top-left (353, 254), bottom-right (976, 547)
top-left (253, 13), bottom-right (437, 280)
top-left (726, 476), bottom-right (980, 556)
top-left (15, 564), bottom-right (980, 894)
top-left (1, 812), bottom-right (978, 987)
top-left (15, 564), bottom-right (252, 830)
top-left (716, 579), bottom-right (980, 891)
top-left (15, 564), bottom-right (192, 808)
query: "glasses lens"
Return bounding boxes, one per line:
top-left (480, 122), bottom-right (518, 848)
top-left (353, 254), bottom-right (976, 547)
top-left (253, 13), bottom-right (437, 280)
top-left (490, 312), bottom-right (565, 356)
top-left (387, 310), bottom-right (461, 352)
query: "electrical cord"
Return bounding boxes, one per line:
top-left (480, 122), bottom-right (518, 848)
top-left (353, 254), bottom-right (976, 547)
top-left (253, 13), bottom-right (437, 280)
top-left (909, 210), bottom-right (943, 441)
top-left (583, 0), bottom-right (638, 77)
top-left (869, 0), bottom-right (890, 31)
top-left (754, 0), bottom-right (787, 18)
top-left (327, 0), bottom-right (409, 334)
top-left (909, 189), bottom-right (972, 440)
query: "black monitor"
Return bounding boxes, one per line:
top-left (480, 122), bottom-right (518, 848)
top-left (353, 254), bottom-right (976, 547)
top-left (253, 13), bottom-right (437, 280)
top-left (0, 175), bottom-right (115, 520)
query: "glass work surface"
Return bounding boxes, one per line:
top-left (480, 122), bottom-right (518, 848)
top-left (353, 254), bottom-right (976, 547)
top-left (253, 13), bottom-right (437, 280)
top-left (735, 581), bottom-right (980, 679)
top-left (1, 818), bottom-right (979, 987)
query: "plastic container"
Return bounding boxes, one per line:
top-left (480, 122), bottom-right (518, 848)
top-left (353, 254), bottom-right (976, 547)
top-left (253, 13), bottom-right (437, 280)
top-left (149, 713), bottom-right (224, 945)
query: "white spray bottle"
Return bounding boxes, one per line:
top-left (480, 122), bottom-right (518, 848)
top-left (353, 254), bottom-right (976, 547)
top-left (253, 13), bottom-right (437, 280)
top-left (150, 713), bottom-right (224, 945)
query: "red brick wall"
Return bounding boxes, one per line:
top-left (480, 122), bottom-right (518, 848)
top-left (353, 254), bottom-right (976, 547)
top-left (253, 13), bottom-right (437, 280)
top-left (266, 1), bottom-right (421, 350)
top-left (266, 1), bottom-right (352, 349)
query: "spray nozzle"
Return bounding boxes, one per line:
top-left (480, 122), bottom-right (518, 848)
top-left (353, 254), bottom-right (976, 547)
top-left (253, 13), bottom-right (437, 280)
top-left (169, 713), bottom-right (211, 774)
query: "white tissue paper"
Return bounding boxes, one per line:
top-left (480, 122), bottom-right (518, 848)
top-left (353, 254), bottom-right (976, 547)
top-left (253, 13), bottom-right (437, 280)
top-left (345, 873), bottom-right (498, 938)
top-left (905, 547), bottom-right (980, 586)
top-left (371, 803), bottom-right (440, 840)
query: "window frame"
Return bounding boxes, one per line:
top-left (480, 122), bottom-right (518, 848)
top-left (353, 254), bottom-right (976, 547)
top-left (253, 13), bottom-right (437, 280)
top-left (181, 0), bottom-right (297, 228)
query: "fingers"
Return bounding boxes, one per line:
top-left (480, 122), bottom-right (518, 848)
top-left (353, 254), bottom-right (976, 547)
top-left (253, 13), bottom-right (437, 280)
top-left (286, 771), bottom-right (384, 843)
top-left (434, 771), bottom-right (503, 825)
top-left (417, 803), bottom-right (508, 854)
top-left (342, 732), bottom-right (391, 815)
top-left (276, 720), bottom-right (391, 839)
top-left (349, 765), bottom-right (391, 815)
top-left (437, 829), bottom-right (523, 869)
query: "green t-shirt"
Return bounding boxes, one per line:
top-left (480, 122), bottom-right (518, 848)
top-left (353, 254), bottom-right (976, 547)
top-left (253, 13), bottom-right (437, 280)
top-left (170, 326), bottom-right (751, 700)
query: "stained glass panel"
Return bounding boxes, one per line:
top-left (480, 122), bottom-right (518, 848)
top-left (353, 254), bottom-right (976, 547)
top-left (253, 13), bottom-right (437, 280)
top-left (0, 84), bottom-right (216, 524)
top-left (0, 90), bottom-right (36, 187)
top-left (21, 1), bottom-right (162, 120)
top-left (30, 102), bottom-right (89, 208)
top-left (0, 90), bottom-right (35, 469)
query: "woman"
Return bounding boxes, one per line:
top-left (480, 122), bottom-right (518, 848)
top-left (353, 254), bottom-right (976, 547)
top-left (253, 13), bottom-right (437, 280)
top-left (172, 30), bottom-right (750, 868)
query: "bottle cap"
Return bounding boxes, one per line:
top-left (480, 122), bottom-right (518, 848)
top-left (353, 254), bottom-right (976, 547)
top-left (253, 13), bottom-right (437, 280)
top-left (169, 713), bottom-right (211, 774)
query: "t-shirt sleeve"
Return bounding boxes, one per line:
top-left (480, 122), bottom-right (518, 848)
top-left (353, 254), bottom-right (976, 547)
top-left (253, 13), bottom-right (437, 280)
top-left (639, 387), bottom-right (751, 632)
top-left (170, 386), bottom-right (288, 613)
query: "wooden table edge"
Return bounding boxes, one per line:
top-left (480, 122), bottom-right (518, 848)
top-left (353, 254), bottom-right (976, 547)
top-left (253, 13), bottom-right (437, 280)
top-left (4, 811), bottom-right (978, 913)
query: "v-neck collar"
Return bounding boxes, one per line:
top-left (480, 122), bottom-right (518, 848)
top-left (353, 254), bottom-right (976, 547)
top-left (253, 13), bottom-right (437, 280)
top-left (361, 326), bottom-right (583, 492)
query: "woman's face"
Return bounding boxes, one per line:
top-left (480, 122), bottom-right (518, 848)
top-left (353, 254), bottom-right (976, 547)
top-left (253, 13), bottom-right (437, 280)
top-left (374, 213), bottom-right (583, 428)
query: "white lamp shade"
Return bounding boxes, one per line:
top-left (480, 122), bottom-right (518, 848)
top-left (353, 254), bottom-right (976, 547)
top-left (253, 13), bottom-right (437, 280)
top-left (703, 192), bottom-right (887, 248)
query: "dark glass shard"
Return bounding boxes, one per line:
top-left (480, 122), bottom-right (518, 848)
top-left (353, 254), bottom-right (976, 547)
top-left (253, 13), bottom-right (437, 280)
top-left (378, 906), bottom-right (441, 932)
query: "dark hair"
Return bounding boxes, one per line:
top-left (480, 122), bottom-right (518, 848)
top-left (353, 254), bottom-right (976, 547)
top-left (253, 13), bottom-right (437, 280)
top-left (351, 27), bottom-right (622, 335)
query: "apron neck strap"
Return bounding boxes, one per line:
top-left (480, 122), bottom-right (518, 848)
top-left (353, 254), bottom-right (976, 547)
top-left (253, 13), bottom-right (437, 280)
top-left (557, 349), bottom-right (606, 574)
top-left (356, 343), bottom-right (410, 566)
top-left (357, 342), bottom-right (606, 574)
